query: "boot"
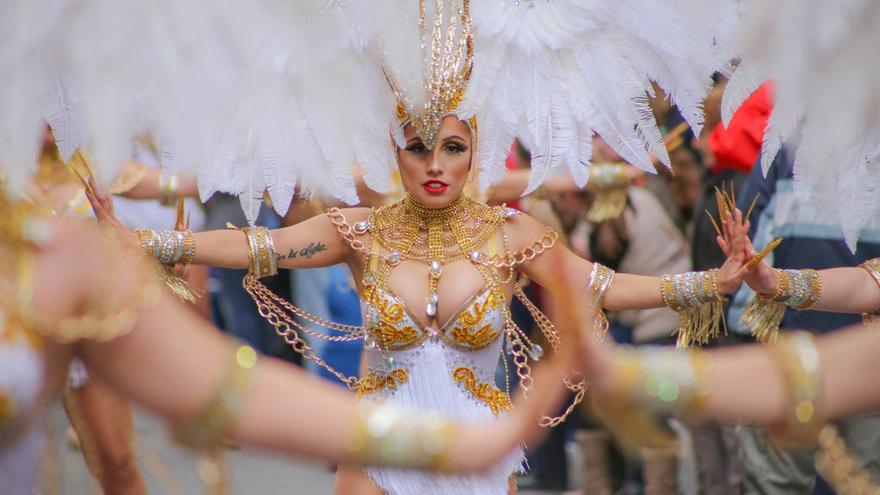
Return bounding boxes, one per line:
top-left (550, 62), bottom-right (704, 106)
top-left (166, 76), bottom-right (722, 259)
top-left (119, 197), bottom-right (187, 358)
top-left (576, 430), bottom-right (612, 495)
top-left (642, 446), bottom-right (679, 495)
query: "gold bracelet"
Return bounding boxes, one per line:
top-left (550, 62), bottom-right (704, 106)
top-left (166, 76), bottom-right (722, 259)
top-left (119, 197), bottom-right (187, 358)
top-left (241, 226), bottom-right (277, 279)
top-left (758, 269), bottom-right (822, 309)
top-left (661, 270), bottom-right (726, 348)
top-left (158, 173), bottom-right (179, 207)
top-left (615, 347), bottom-right (710, 418)
top-left (859, 258), bottom-right (880, 324)
top-left (587, 263), bottom-right (615, 338)
top-left (346, 402), bottom-right (458, 472)
top-left (744, 269), bottom-right (822, 343)
top-left (768, 331), bottom-right (822, 447)
top-left (586, 163), bottom-right (630, 223)
top-left (136, 229), bottom-right (194, 265)
top-left (172, 341), bottom-right (258, 450)
top-left (589, 162), bottom-right (629, 190)
top-left (592, 347), bottom-right (710, 452)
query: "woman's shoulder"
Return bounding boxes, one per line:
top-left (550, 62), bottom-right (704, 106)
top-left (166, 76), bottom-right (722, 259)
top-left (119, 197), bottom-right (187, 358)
top-left (497, 206), bottom-right (557, 252)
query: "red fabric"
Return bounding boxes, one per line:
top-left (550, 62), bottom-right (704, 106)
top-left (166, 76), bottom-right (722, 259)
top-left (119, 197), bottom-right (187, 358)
top-left (709, 82), bottom-right (773, 174)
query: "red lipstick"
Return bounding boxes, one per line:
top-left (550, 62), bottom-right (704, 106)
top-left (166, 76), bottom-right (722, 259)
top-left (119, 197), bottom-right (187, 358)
top-left (422, 180), bottom-right (449, 194)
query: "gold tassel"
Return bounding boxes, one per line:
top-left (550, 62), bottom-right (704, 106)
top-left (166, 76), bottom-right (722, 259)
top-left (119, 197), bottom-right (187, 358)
top-left (741, 298), bottom-right (785, 343)
top-left (156, 265), bottom-right (198, 303)
top-left (587, 187), bottom-right (628, 223)
top-left (595, 309), bottom-right (610, 341)
top-left (675, 300), bottom-right (726, 348)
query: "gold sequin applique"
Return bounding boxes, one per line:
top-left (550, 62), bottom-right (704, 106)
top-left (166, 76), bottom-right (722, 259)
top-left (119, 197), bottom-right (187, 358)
top-left (356, 369), bottom-right (410, 397)
top-left (362, 285), bottom-right (421, 350)
top-left (448, 291), bottom-right (502, 350)
top-left (452, 367), bottom-right (512, 415)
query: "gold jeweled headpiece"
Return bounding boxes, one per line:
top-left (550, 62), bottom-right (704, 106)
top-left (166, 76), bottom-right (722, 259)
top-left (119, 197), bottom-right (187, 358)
top-left (387, 0), bottom-right (473, 150)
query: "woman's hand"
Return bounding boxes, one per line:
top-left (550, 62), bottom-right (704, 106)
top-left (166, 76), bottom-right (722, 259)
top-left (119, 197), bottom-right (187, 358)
top-left (715, 209), bottom-right (778, 295)
top-left (714, 207), bottom-right (750, 294)
top-left (84, 177), bottom-right (139, 250)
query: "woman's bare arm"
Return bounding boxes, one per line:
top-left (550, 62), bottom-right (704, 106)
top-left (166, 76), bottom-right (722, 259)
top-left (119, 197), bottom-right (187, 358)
top-left (191, 208), bottom-right (367, 270)
top-left (513, 212), bottom-right (746, 311)
top-left (586, 323), bottom-right (880, 425)
top-left (86, 179), bottom-right (367, 271)
top-left (745, 257), bottom-right (880, 315)
top-left (119, 167), bottom-right (199, 200)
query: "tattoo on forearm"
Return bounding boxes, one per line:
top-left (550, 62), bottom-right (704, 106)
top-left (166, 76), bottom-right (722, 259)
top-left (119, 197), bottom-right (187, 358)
top-left (275, 241), bottom-right (328, 262)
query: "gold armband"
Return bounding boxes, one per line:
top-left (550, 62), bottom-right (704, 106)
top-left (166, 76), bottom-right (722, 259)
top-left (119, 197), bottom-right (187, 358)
top-left (346, 402), bottom-right (458, 472)
top-left (157, 173), bottom-right (179, 207)
top-left (241, 226), bottom-right (277, 279)
top-left (741, 269), bottom-right (822, 343)
top-left (587, 262), bottom-right (615, 338)
top-left (859, 258), bottom-right (880, 323)
top-left (592, 347), bottom-right (710, 452)
top-left (660, 269), bottom-right (726, 348)
top-left (768, 331), bottom-right (821, 447)
top-left (136, 229), bottom-right (195, 266)
top-left (172, 341), bottom-right (257, 450)
top-left (587, 162), bottom-right (630, 223)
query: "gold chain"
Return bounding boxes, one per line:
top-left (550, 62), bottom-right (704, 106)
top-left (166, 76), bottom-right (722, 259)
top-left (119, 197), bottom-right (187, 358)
top-left (246, 276), bottom-right (364, 339)
top-left (482, 227), bottom-right (559, 269)
top-left (243, 275), bottom-right (361, 388)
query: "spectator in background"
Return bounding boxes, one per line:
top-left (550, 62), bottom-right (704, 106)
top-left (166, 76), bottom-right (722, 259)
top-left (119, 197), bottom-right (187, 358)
top-left (729, 144), bottom-right (880, 495)
top-left (204, 194), bottom-right (296, 361)
top-left (683, 78), bottom-right (772, 495)
top-left (692, 81), bottom-right (771, 271)
top-left (581, 136), bottom-right (698, 495)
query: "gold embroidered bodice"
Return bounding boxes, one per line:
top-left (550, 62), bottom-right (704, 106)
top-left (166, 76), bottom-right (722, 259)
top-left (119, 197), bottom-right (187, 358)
top-left (360, 282), bottom-right (505, 352)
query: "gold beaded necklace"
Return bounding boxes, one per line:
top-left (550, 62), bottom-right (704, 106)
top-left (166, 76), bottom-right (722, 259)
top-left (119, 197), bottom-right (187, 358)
top-left (361, 195), bottom-right (511, 318)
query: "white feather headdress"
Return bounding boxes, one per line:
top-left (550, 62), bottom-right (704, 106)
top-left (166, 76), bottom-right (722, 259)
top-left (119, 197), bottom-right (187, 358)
top-left (1, 0), bottom-right (741, 222)
top-left (724, 0), bottom-right (880, 250)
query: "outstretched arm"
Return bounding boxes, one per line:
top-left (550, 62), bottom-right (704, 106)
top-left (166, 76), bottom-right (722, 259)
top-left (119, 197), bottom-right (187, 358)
top-left (86, 178), bottom-right (365, 271)
top-left (513, 210), bottom-right (748, 311)
top-left (584, 320), bottom-right (880, 426)
top-left (736, 250), bottom-right (880, 315)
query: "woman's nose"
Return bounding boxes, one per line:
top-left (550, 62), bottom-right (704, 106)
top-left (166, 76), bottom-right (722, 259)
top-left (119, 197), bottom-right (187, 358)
top-left (426, 151), bottom-right (443, 176)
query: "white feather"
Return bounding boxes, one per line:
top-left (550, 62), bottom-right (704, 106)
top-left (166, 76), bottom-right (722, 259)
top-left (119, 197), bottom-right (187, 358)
top-left (721, 59), bottom-right (767, 127)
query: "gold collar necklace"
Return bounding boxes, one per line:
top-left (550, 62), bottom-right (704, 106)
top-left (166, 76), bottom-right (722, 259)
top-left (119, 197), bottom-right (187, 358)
top-left (366, 194), bottom-right (508, 318)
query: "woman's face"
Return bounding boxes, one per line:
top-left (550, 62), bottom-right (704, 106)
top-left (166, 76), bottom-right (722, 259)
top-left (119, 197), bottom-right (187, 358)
top-left (397, 115), bottom-right (472, 208)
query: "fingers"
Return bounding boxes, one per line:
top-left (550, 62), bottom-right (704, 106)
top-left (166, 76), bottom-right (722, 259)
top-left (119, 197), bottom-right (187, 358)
top-left (716, 235), bottom-right (730, 255)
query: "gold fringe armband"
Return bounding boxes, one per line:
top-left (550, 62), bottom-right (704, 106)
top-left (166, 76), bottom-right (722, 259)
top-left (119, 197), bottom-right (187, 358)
top-left (741, 269), bottom-right (821, 343)
top-left (587, 163), bottom-right (630, 223)
top-left (587, 262), bottom-right (615, 339)
top-left (661, 270), bottom-right (726, 348)
top-left (592, 347), bottom-right (710, 452)
top-left (346, 402), bottom-right (458, 472)
top-left (860, 258), bottom-right (880, 324)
